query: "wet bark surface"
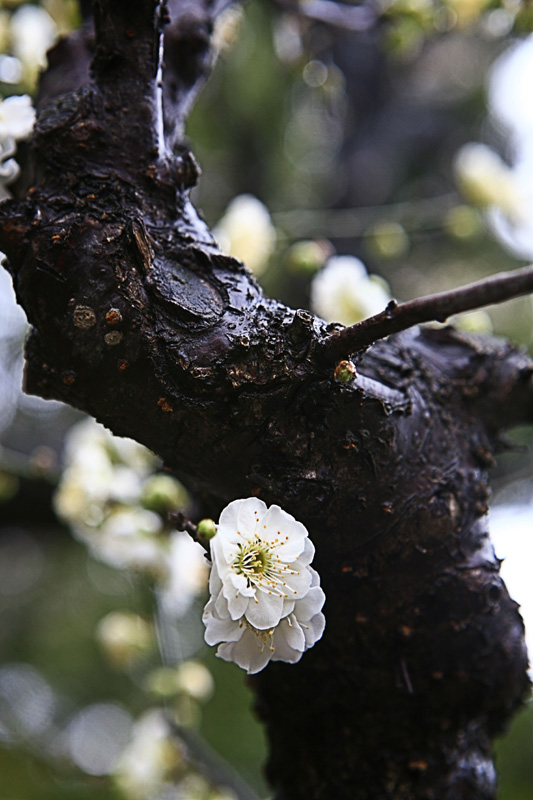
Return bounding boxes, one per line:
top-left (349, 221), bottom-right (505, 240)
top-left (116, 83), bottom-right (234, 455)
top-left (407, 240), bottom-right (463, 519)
top-left (1, 2), bottom-right (532, 797)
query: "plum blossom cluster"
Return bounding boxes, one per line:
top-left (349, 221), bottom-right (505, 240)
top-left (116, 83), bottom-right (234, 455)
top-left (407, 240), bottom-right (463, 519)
top-left (203, 498), bottom-right (325, 674)
top-left (54, 418), bottom-right (208, 616)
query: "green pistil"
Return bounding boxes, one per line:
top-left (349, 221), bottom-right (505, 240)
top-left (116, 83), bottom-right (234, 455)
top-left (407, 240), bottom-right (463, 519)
top-left (234, 541), bottom-right (272, 578)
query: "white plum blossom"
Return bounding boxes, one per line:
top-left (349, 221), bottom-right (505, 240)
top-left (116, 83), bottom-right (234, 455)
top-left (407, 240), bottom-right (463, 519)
top-left (54, 419), bottom-right (209, 614)
top-left (310, 255), bottom-right (392, 326)
top-left (453, 35), bottom-right (533, 260)
top-left (454, 142), bottom-right (523, 220)
top-left (96, 611), bottom-right (155, 670)
top-left (9, 5), bottom-right (57, 82)
top-left (0, 94), bottom-right (35, 200)
top-left (491, 500), bottom-right (533, 678)
top-left (212, 193), bottom-right (276, 276)
top-left (0, 139), bottom-right (21, 201)
top-left (112, 709), bottom-right (182, 800)
top-left (0, 94), bottom-right (35, 142)
top-left (202, 498), bottom-right (325, 674)
top-left (92, 507), bottom-right (165, 573)
top-left (54, 418), bottom-right (156, 528)
top-left (454, 140), bottom-right (533, 258)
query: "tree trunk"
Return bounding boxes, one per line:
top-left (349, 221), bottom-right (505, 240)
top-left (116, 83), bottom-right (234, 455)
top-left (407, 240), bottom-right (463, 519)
top-left (0, 2), bottom-right (531, 797)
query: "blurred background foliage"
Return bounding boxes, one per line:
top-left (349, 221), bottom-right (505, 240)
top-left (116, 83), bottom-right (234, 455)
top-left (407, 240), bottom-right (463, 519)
top-left (1, 0), bottom-right (533, 798)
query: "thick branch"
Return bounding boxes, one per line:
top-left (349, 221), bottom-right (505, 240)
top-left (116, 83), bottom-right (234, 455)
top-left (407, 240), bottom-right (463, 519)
top-left (319, 263), bottom-right (533, 366)
top-left (0, 2), bottom-right (532, 799)
top-left (162, 0), bottom-right (216, 146)
top-left (91, 0), bottom-right (163, 86)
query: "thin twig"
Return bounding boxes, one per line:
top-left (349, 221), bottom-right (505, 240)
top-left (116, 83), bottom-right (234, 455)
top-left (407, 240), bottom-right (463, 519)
top-left (169, 721), bottom-right (263, 800)
top-left (272, 193), bottom-right (457, 238)
top-left (273, 0), bottom-right (377, 31)
top-left (169, 509), bottom-right (212, 551)
top-left (169, 509), bottom-right (198, 537)
top-left (318, 263), bottom-right (533, 366)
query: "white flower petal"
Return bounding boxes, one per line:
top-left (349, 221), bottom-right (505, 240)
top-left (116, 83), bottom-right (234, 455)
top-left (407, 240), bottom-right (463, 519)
top-left (214, 497), bottom-right (266, 561)
top-left (225, 584), bottom-right (251, 620)
top-left (293, 584), bottom-right (326, 622)
top-left (281, 597), bottom-right (296, 617)
top-left (236, 497), bottom-right (268, 537)
top-left (228, 571), bottom-right (254, 595)
top-left (219, 497), bottom-right (266, 541)
top-left (302, 611), bottom-right (326, 648)
top-left (296, 537), bottom-right (315, 568)
top-left (217, 627), bottom-right (273, 674)
top-left (271, 623), bottom-right (305, 663)
top-left (308, 565), bottom-right (320, 589)
top-left (203, 606), bottom-right (244, 646)
top-left (209, 565), bottom-right (223, 597)
top-left (271, 640), bottom-right (303, 665)
top-left (280, 562), bottom-right (313, 598)
top-left (278, 614), bottom-right (306, 652)
top-left (214, 588), bottom-right (230, 618)
top-left (244, 591), bottom-right (284, 630)
top-left (261, 504), bottom-right (307, 559)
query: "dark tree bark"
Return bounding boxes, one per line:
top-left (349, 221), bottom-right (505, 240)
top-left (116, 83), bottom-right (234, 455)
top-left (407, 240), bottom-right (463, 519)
top-left (1, 2), bottom-right (532, 798)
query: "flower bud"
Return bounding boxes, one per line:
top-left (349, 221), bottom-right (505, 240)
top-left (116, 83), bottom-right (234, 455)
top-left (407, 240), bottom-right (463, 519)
top-left (197, 518), bottom-right (217, 540)
top-left (334, 360), bottom-right (357, 383)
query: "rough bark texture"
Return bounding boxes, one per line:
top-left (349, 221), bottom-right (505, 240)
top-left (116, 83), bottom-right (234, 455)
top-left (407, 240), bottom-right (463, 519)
top-left (1, 2), bottom-right (532, 798)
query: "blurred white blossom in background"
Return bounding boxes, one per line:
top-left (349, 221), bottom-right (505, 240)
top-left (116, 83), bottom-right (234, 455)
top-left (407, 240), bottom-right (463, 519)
top-left (212, 4), bottom-right (244, 56)
top-left (0, 94), bottom-right (38, 428)
top-left (54, 418), bottom-right (208, 614)
top-left (65, 702), bottom-right (133, 778)
top-left (0, 93), bottom-right (35, 198)
top-left (0, 0), bottom-right (81, 92)
top-left (491, 500), bottom-right (533, 677)
top-left (9, 4), bottom-right (57, 87)
top-left (455, 34), bottom-right (533, 259)
top-left (0, 85), bottom-right (54, 443)
top-left (212, 193), bottom-right (277, 276)
top-left (161, 530), bottom-right (210, 617)
top-left (0, 254), bottom-right (64, 435)
top-left (111, 706), bottom-right (235, 800)
top-left (96, 611), bottom-right (155, 670)
top-left (0, 93), bottom-right (35, 141)
top-left (454, 142), bottom-right (524, 221)
top-left (146, 660), bottom-right (214, 704)
top-left (112, 709), bottom-right (184, 800)
top-left (203, 497), bottom-right (325, 674)
top-left (0, 265), bottom-right (27, 433)
top-left (310, 254), bottom-right (392, 326)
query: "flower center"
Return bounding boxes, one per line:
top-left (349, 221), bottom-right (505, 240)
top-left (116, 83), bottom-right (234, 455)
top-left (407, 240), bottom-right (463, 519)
top-left (234, 540), bottom-right (272, 581)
